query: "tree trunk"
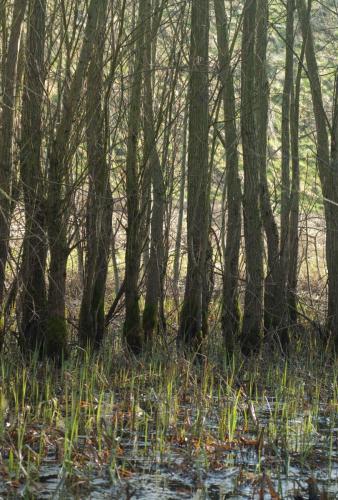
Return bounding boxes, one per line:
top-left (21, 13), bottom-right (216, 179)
top-left (178, 0), bottom-right (209, 350)
top-left (288, 40), bottom-right (304, 324)
top-left (173, 107), bottom-right (187, 300)
top-left (79, 0), bottom-right (112, 349)
top-left (241, 0), bottom-right (264, 354)
top-left (255, 0), bottom-right (280, 336)
top-left (278, 0), bottom-right (295, 345)
top-left (142, 0), bottom-right (165, 344)
top-left (328, 71), bottom-right (338, 347)
top-left (123, 0), bottom-right (147, 353)
top-left (46, 0), bottom-right (101, 356)
top-left (0, 0), bottom-right (27, 310)
top-left (214, 0), bottom-right (241, 353)
top-left (280, 0), bottom-right (294, 286)
top-left (297, 0), bottom-right (338, 347)
top-left (19, 0), bottom-right (48, 353)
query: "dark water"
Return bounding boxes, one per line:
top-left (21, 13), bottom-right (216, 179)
top-left (2, 399), bottom-right (336, 499)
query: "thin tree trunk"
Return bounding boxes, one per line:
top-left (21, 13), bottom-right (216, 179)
top-left (173, 107), bottom-right (187, 299)
top-left (112, 230), bottom-right (120, 295)
top-left (141, 182), bottom-right (151, 273)
top-left (79, 0), bottom-right (112, 349)
top-left (123, 0), bottom-right (147, 353)
top-left (280, 0), bottom-right (294, 286)
top-left (74, 215), bottom-right (85, 289)
top-left (277, 0), bottom-right (295, 345)
top-left (0, 0), bottom-right (27, 310)
top-left (288, 40), bottom-right (304, 324)
top-left (214, 0), bottom-right (241, 353)
top-left (256, 0), bottom-right (280, 336)
top-left (241, 0), bottom-right (264, 354)
top-left (142, 0), bottom-right (165, 344)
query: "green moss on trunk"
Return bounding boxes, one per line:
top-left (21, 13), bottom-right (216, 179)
top-left (45, 316), bottom-right (68, 359)
top-left (143, 303), bottom-right (158, 343)
top-left (124, 300), bottom-right (143, 354)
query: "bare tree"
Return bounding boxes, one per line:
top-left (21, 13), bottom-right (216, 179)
top-left (142, 0), bottom-right (165, 344)
top-left (46, 0), bottom-right (102, 355)
top-left (123, 0), bottom-right (147, 353)
top-left (241, 0), bottom-right (264, 354)
top-left (79, 0), bottom-right (112, 349)
top-left (297, 0), bottom-right (338, 347)
top-left (0, 0), bottom-right (27, 311)
top-left (19, 0), bottom-right (47, 353)
top-left (214, 0), bottom-right (241, 353)
top-left (178, 0), bottom-right (209, 350)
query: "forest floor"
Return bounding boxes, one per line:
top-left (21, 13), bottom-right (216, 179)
top-left (0, 334), bottom-right (336, 499)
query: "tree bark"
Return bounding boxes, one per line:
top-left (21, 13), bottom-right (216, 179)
top-left (280, 0), bottom-right (294, 288)
top-left (288, 40), bottom-right (304, 324)
top-left (46, 0), bottom-right (101, 355)
top-left (241, 0), bottom-right (264, 354)
top-left (214, 0), bottom-right (241, 353)
top-left (123, 0), bottom-right (147, 353)
top-left (173, 107), bottom-right (188, 299)
top-left (297, 0), bottom-right (338, 347)
top-left (79, 0), bottom-right (112, 349)
top-left (178, 0), bottom-right (209, 350)
top-left (142, 0), bottom-right (165, 344)
top-left (254, 0), bottom-right (292, 347)
top-left (0, 0), bottom-right (27, 311)
top-left (19, 0), bottom-right (48, 353)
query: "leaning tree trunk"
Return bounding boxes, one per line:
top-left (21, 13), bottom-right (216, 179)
top-left (123, 0), bottom-right (147, 353)
top-left (142, 0), bottom-right (165, 345)
top-left (79, 0), bottom-right (112, 349)
top-left (214, 0), bottom-right (241, 353)
top-left (241, 0), bottom-right (264, 354)
top-left (0, 0), bottom-right (27, 311)
top-left (178, 0), bottom-right (209, 350)
top-left (19, 0), bottom-right (48, 353)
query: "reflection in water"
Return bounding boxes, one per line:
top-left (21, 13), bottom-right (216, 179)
top-left (1, 397), bottom-right (336, 498)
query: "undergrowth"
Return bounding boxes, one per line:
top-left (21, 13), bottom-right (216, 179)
top-left (0, 333), bottom-right (336, 498)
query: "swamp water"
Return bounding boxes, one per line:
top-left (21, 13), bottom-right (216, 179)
top-left (0, 356), bottom-right (337, 498)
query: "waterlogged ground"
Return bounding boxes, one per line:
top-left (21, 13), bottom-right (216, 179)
top-left (0, 346), bottom-right (337, 499)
